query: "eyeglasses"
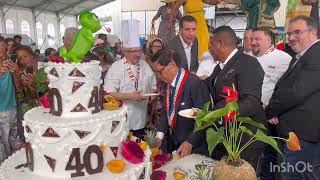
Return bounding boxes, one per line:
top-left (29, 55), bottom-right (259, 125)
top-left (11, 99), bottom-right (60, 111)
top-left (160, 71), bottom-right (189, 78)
top-left (153, 65), bottom-right (167, 76)
top-left (286, 29), bottom-right (311, 37)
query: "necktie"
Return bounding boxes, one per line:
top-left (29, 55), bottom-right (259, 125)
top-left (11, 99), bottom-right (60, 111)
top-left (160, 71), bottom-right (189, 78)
top-left (211, 65), bottom-right (222, 86)
top-left (169, 85), bottom-right (175, 114)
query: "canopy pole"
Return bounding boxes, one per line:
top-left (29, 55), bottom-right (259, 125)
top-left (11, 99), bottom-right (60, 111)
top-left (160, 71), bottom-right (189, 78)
top-left (0, 6), bottom-right (6, 33)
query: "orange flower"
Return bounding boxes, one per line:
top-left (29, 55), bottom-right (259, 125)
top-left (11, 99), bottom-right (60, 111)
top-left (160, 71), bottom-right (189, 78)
top-left (106, 159), bottom-right (125, 173)
top-left (287, 132), bottom-right (301, 151)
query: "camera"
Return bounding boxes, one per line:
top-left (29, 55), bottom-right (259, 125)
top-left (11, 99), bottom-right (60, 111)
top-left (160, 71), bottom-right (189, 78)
top-left (26, 66), bottom-right (33, 74)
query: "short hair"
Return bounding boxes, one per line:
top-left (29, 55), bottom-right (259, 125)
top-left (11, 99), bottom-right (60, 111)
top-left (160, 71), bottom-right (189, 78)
top-left (252, 27), bottom-right (272, 39)
top-left (44, 48), bottom-right (56, 57)
top-left (93, 46), bottom-right (115, 64)
top-left (98, 33), bottom-right (107, 39)
top-left (15, 45), bottom-right (35, 57)
top-left (289, 16), bottom-right (318, 31)
top-left (4, 38), bottom-right (15, 44)
top-left (150, 48), bottom-right (174, 66)
top-left (64, 27), bottom-right (78, 39)
top-left (13, 35), bottom-right (22, 39)
top-left (179, 15), bottom-right (197, 28)
top-left (211, 26), bottom-right (238, 48)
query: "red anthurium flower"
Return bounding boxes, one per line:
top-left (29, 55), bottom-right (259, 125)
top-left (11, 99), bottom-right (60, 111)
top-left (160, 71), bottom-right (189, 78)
top-left (39, 95), bottom-right (50, 108)
top-left (221, 86), bottom-right (238, 103)
top-left (224, 111), bottom-right (236, 123)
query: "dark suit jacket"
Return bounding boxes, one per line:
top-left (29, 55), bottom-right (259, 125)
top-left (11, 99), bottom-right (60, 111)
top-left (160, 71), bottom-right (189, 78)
top-left (158, 72), bottom-right (210, 155)
top-left (265, 41), bottom-right (320, 143)
top-left (206, 50), bottom-right (266, 166)
top-left (207, 50), bottom-right (266, 124)
top-left (167, 35), bottom-right (199, 72)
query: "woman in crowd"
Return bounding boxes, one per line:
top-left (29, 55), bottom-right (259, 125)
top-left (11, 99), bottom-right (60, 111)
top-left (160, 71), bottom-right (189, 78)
top-left (151, 0), bottom-right (182, 45)
top-left (146, 38), bottom-right (164, 128)
top-left (44, 48), bottom-right (57, 62)
top-left (93, 46), bottom-right (115, 87)
top-left (4, 38), bottom-right (16, 59)
top-left (15, 45), bottom-right (39, 113)
top-left (0, 37), bottom-right (23, 162)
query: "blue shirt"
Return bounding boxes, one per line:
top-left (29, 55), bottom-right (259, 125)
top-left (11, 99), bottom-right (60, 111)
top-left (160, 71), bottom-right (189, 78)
top-left (0, 71), bottom-right (17, 112)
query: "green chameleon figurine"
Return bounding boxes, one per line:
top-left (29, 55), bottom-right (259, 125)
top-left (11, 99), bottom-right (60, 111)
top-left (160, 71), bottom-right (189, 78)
top-left (59, 10), bottom-right (101, 63)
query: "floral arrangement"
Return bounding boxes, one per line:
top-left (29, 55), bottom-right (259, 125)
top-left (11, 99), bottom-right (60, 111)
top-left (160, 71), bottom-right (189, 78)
top-left (194, 85), bottom-right (300, 164)
top-left (121, 140), bottom-right (145, 164)
top-left (152, 153), bottom-right (169, 170)
top-left (151, 170), bottom-right (166, 180)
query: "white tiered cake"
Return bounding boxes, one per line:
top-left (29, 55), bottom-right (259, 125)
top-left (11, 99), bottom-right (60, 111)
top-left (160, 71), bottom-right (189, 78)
top-left (0, 61), bottom-right (151, 180)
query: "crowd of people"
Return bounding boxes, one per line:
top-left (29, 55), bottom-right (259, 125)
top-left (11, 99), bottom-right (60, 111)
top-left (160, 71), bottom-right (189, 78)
top-left (0, 10), bottom-right (320, 180)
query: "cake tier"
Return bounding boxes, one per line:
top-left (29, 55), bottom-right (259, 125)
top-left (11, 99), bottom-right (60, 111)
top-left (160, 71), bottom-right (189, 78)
top-left (45, 61), bottom-right (102, 118)
top-left (21, 106), bottom-right (151, 179)
top-left (0, 148), bottom-right (151, 180)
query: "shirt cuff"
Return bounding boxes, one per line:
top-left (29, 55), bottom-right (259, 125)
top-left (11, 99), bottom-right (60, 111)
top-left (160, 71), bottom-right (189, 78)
top-left (156, 131), bottom-right (164, 139)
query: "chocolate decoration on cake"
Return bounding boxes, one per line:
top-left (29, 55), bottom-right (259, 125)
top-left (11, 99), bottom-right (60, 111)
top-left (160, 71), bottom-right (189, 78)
top-left (25, 125), bottom-right (32, 133)
top-left (111, 121), bottom-right (120, 133)
top-left (88, 86), bottom-right (101, 114)
top-left (71, 103), bottom-right (88, 112)
top-left (68, 68), bottom-right (85, 77)
top-left (65, 148), bottom-right (85, 177)
top-left (139, 167), bottom-right (146, 179)
top-left (26, 142), bottom-right (34, 171)
top-left (49, 67), bottom-right (59, 77)
top-left (48, 88), bottom-right (63, 116)
top-left (72, 81), bottom-right (85, 93)
top-left (44, 155), bottom-right (56, 173)
top-left (110, 147), bottom-right (118, 158)
top-left (83, 145), bottom-right (103, 175)
top-left (74, 130), bottom-right (91, 139)
top-left (42, 127), bottom-right (60, 138)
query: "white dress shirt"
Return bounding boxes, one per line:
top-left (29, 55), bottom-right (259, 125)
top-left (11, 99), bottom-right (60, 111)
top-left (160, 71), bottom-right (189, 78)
top-left (196, 51), bottom-right (217, 77)
top-left (179, 35), bottom-right (192, 70)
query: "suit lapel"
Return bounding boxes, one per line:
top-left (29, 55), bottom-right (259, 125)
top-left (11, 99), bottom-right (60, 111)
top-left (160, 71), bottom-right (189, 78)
top-left (190, 39), bottom-right (198, 71)
top-left (278, 57), bottom-right (298, 81)
top-left (176, 37), bottom-right (188, 69)
top-left (214, 52), bottom-right (239, 95)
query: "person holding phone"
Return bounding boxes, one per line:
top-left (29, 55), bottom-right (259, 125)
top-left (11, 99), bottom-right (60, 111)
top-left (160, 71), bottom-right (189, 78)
top-left (0, 37), bottom-right (23, 162)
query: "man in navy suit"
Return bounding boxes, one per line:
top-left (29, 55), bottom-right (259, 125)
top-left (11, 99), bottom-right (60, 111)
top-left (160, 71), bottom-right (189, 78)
top-left (149, 48), bottom-right (210, 158)
top-left (265, 16), bottom-right (320, 180)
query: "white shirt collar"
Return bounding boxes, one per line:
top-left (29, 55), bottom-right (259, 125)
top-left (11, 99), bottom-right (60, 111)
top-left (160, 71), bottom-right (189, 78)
top-left (179, 35), bottom-right (192, 49)
top-left (296, 39), bottom-right (319, 60)
top-left (219, 49), bottom-right (238, 69)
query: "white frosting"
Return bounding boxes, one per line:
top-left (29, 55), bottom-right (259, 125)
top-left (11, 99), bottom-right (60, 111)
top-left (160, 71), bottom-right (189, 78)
top-left (0, 148), bottom-right (152, 180)
top-left (45, 61), bottom-right (102, 118)
top-left (160, 154), bottom-right (216, 180)
top-left (0, 62), bottom-right (152, 180)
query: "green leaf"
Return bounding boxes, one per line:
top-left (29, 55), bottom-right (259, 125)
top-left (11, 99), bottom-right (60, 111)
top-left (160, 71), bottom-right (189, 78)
top-left (201, 101), bottom-right (211, 113)
top-left (254, 129), bottom-right (283, 157)
top-left (206, 127), bottom-right (224, 156)
top-left (239, 126), bottom-right (254, 136)
top-left (224, 101), bottom-right (239, 112)
top-left (194, 108), bottom-right (227, 132)
top-left (238, 117), bottom-right (267, 130)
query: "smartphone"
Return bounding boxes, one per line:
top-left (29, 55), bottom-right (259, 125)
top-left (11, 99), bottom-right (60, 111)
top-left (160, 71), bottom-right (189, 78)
top-left (26, 66), bottom-right (33, 74)
top-left (10, 54), bottom-right (17, 63)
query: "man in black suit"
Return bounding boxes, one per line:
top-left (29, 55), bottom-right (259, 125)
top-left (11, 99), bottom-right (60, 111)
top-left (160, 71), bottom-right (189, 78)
top-left (149, 48), bottom-right (210, 158)
top-left (167, 16), bottom-right (199, 73)
top-left (207, 26), bottom-right (266, 170)
top-left (265, 16), bottom-right (320, 180)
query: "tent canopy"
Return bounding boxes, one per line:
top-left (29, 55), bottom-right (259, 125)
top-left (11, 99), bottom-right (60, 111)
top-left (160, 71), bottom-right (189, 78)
top-left (0, 0), bottom-right (115, 15)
